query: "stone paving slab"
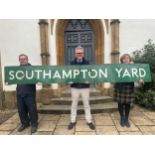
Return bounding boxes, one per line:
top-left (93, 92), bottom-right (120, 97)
top-left (54, 126), bottom-right (74, 135)
top-left (143, 112), bottom-right (155, 120)
top-left (41, 114), bottom-right (60, 121)
top-left (77, 114), bottom-right (86, 120)
top-left (0, 122), bottom-right (18, 131)
top-left (132, 105), bottom-right (147, 112)
top-left (94, 116), bottom-right (114, 126)
top-left (140, 131), bottom-right (155, 135)
top-left (34, 131), bottom-right (52, 135)
top-left (57, 116), bottom-right (70, 126)
top-left (96, 126), bottom-right (118, 135)
top-left (110, 112), bottom-right (120, 119)
top-left (11, 126), bottom-right (31, 135)
top-left (75, 132), bottom-right (96, 135)
top-left (130, 111), bottom-right (145, 117)
top-left (152, 120), bottom-right (155, 123)
top-left (75, 120), bottom-right (95, 132)
top-left (0, 109), bottom-right (17, 125)
top-left (93, 113), bottom-right (110, 117)
top-left (138, 126), bottom-right (155, 133)
top-left (120, 132), bottom-right (142, 135)
top-left (0, 131), bottom-right (11, 135)
top-left (130, 116), bottom-right (155, 126)
top-left (37, 120), bottom-right (56, 132)
top-left (9, 113), bottom-right (20, 120)
top-left (1, 105), bottom-right (155, 135)
top-left (3, 118), bottom-right (20, 124)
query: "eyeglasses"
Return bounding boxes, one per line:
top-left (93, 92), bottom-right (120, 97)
top-left (76, 53), bottom-right (83, 55)
top-left (19, 58), bottom-right (27, 60)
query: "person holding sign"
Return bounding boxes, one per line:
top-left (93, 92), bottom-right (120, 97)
top-left (16, 54), bottom-right (38, 133)
top-left (68, 46), bottom-right (95, 130)
top-left (115, 54), bottom-right (144, 127)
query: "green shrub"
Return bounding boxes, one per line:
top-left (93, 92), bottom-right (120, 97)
top-left (135, 90), bottom-right (155, 110)
top-left (133, 39), bottom-right (155, 110)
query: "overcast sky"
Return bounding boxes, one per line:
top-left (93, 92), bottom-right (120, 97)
top-left (120, 19), bottom-right (155, 55)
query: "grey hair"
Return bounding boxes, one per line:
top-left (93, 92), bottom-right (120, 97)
top-left (75, 46), bottom-right (84, 51)
top-left (19, 53), bottom-right (28, 59)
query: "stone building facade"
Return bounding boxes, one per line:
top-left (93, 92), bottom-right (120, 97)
top-left (0, 19), bottom-right (155, 109)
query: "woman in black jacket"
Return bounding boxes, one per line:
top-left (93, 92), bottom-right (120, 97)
top-left (115, 54), bottom-right (143, 127)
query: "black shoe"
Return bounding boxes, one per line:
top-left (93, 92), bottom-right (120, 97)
top-left (87, 122), bottom-right (96, 130)
top-left (120, 117), bottom-right (125, 127)
top-left (18, 124), bottom-right (30, 132)
top-left (68, 122), bottom-right (76, 130)
top-left (125, 120), bottom-right (131, 128)
top-left (124, 117), bottom-right (131, 128)
top-left (125, 121), bottom-right (131, 128)
top-left (31, 126), bottom-right (38, 133)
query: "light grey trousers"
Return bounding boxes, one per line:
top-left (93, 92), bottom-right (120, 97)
top-left (70, 88), bottom-right (92, 123)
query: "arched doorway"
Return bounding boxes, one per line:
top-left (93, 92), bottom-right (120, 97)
top-left (64, 19), bottom-right (94, 64)
top-left (56, 19), bottom-right (104, 65)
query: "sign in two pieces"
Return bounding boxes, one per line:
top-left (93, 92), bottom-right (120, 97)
top-left (5, 64), bottom-right (151, 84)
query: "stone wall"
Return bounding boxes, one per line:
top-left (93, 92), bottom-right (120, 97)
top-left (3, 88), bottom-right (61, 109)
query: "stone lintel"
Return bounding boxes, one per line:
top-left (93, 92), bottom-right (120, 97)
top-left (110, 19), bottom-right (120, 25)
top-left (38, 19), bottom-right (49, 25)
top-left (111, 51), bottom-right (120, 56)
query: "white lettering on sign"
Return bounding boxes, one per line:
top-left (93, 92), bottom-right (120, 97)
top-left (73, 69), bottom-right (80, 78)
top-left (88, 69), bottom-right (98, 79)
top-left (99, 68), bottom-right (108, 78)
top-left (16, 70), bottom-right (24, 80)
top-left (6, 64), bottom-right (149, 84)
top-left (25, 70), bottom-right (34, 80)
top-left (43, 70), bottom-right (52, 79)
top-left (115, 68), bottom-right (122, 78)
top-left (80, 69), bottom-right (88, 79)
top-left (35, 70), bottom-right (43, 79)
top-left (62, 70), bottom-right (72, 79)
top-left (139, 68), bottom-right (146, 77)
top-left (53, 70), bottom-right (61, 79)
top-left (115, 67), bottom-right (147, 78)
top-left (131, 68), bottom-right (139, 78)
top-left (123, 69), bottom-right (131, 78)
top-left (9, 71), bottom-right (15, 80)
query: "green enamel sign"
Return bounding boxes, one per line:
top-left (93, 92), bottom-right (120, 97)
top-left (4, 64), bottom-right (151, 84)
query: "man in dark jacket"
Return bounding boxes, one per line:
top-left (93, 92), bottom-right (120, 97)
top-left (68, 46), bottom-right (95, 130)
top-left (17, 54), bottom-right (38, 133)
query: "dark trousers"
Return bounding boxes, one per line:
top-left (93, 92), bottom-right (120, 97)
top-left (17, 94), bottom-right (38, 127)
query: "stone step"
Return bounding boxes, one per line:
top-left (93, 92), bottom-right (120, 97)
top-left (49, 96), bottom-right (113, 105)
top-left (37, 102), bottom-right (118, 114)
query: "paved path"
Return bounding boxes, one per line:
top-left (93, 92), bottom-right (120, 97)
top-left (0, 109), bottom-right (16, 125)
top-left (1, 105), bottom-right (155, 135)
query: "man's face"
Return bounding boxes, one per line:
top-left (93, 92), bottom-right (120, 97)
top-left (19, 55), bottom-right (28, 65)
top-left (75, 49), bottom-right (84, 60)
